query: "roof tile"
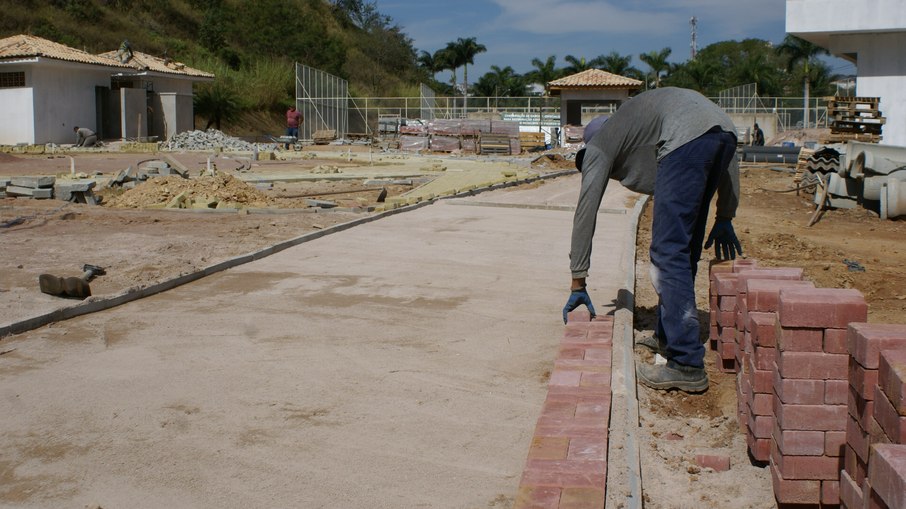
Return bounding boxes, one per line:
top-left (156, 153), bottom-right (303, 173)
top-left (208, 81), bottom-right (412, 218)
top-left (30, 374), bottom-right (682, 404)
top-left (0, 34), bottom-right (129, 68)
top-left (549, 69), bottom-right (642, 89)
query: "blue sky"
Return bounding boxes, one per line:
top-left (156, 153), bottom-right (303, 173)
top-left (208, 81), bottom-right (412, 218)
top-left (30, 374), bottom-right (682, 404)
top-left (376, 0), bottom-right (856, 82)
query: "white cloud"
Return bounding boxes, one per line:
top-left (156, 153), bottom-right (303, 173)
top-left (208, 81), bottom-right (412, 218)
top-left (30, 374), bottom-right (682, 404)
top-left (488, 0), bottom-right (785, 39)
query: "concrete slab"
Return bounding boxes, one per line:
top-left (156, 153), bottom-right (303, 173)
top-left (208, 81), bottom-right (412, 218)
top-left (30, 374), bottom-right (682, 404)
top-left (0, 175), bottom-right (638, 508)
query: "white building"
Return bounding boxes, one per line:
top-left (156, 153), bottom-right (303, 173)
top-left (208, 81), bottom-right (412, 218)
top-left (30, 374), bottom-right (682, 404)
top-left (786, 0), bottom-right (906, 146)
top-left (0, 35), bottom-right (213, 146)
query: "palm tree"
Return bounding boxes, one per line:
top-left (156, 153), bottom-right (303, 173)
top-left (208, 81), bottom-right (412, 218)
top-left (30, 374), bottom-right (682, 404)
top-left (777, 35), bottom-right (829, 128)
top-left (599, 51), bottom-right (634, 76)
top-left (526, 55), bottom-right (561, 96)
top-left (473, 65), bottom-right (527, 100)
top-left (639, 47), bottom-right (672, 88)
top-left (563, 55), bottom-right (592, 74)
top-left (452, 37), bottom-right (487, 113)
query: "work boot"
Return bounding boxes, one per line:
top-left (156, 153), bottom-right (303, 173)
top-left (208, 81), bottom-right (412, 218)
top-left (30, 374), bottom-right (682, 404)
top-left (637, 360), bottom-right (709, 393)
top-left (635, 333), bottom-right (666, 356)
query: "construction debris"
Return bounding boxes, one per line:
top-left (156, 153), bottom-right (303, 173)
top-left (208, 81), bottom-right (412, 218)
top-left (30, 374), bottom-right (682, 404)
top-left (165, 129), bottom-right (256, 151)
top-left (5, 176), bottom-right (55, 199)
top-left (38, 264), bottom-right (105, 299)
top-left (103, 173), bottom-right (272, 209)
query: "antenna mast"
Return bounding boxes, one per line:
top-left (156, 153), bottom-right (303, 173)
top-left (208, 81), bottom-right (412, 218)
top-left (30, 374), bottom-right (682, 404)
top-left (690, 16), bottom-right (698, 60)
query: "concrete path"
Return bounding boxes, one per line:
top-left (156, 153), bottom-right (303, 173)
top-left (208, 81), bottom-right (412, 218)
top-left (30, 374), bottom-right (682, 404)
top-left (0, 175), bottom-right (637, 508)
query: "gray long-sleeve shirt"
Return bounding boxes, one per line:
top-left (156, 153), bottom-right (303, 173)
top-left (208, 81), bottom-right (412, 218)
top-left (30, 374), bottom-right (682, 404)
top-left (570, 87), bottom-right (739, 278)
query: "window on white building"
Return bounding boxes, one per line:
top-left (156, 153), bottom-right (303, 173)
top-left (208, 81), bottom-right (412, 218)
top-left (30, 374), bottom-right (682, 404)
top-left (0, 71), bottom-right (25, 88)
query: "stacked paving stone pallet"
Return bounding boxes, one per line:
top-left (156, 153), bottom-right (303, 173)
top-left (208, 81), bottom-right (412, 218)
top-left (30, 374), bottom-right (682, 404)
top-left (399, 120), bottom-right (522, 155)
top-left (514, 311), bottom-right (611, 509)
top-left (840, 324), bottom-right (906, 509)
top-left (708, 260), bottom-right (906, 507)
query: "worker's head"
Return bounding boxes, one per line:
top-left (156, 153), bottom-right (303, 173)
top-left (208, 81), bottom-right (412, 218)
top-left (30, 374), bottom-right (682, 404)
top-left (73, 126), bottom-right (79, 132)
top-left (575, 116), bottom-right (609, 171)
top-left (754, 123), bottom-right (759, 128)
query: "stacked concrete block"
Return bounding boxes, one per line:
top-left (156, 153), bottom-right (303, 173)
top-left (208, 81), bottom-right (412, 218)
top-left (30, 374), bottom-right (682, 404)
top-left (54, 180), bottom-right (98, 204)
top-left (841, 323), bottom-right (906, 509)
top-left (5, 176), bottom-right (55, 199)
top-left (739, 277), bottom-right (815, 462)
top-left (771, 287), bottom-right (868, 506)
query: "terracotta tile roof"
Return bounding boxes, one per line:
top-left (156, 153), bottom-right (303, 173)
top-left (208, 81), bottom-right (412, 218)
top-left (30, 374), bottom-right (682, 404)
top-left (98, 50), bottom-right (214, 79)
top-left (549, 69), bottom-right (642, 89)
top-left (0, 34), bottom-right (129, 68)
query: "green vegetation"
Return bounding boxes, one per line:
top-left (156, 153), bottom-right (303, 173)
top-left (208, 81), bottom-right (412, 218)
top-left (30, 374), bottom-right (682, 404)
top-left (1, 0), bottom-right (427, 130)
top-left (2, 0), bottom-right (841, 129)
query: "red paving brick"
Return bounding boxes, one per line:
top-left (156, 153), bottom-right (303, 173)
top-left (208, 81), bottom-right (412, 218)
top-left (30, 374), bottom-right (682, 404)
top-left (514, 316), bottom-right (613, 509)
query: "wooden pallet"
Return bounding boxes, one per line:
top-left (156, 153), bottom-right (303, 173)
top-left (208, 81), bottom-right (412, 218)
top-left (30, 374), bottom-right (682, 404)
top-left (819, 132), bottom-right (882, 143)
top-left (519, 132), bottom-right (546, 151)
top-left (479, 134), bottom-right (512, 155)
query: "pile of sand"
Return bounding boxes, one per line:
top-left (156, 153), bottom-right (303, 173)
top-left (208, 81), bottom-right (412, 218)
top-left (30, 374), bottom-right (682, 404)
top-left (104, 174), bottom-right (272, 209)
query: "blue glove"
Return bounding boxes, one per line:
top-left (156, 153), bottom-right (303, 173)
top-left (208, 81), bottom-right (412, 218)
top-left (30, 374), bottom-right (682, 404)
top-left (562, 288), bottom-right (596, 324)
top-left (705, 220), bottom-right (742, 260)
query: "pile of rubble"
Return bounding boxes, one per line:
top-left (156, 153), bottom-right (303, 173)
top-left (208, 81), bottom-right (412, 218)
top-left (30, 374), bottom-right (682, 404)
top-left (103, 173), bottom-right (272, 209)
top-left (165, 129), bottom-right (255, 152)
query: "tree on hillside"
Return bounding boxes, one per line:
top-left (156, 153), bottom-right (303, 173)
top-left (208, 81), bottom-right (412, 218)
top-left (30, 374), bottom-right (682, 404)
top-left (526, 55), bottom-right (562, 96)
top-left (777, 35), bottom-right (829, 127)
top-left (639, 47), bottom-right (672, 88)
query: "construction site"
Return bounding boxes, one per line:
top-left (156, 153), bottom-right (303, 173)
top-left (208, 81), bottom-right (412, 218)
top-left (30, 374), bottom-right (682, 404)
top-left (3, 2), bottom-right (906, 509)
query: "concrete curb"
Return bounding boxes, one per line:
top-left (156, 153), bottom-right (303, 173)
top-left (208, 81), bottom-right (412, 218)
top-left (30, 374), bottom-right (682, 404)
top-left (605, 195), bottom-right (649, 509)
top-left (0, 170), bottom-right (576, 339)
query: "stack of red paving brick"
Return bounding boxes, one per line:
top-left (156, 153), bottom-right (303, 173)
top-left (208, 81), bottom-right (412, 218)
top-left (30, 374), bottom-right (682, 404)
top-left (839, 323), bottom-right (906, 509)
top-left (706, 259), bottom-right (906, 507)
top-left (740, 276), bottom-right (814, 462)
top-left (770, 287), bottom-right (867, 506)
top-left (709, 258), bottom-right (758, 372)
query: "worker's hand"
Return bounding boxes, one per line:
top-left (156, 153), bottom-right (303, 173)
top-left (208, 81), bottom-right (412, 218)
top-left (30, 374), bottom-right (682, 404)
top-left (705, 220), bottom-right (742, 260)
top-left (562, 288), bottom-right (596, 324)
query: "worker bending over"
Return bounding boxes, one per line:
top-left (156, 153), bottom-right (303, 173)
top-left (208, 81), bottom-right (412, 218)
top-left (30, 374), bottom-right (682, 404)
top-left (563, 87), bottom-right (742, 393)
top-left (73, 126), bottom-right (97, 148)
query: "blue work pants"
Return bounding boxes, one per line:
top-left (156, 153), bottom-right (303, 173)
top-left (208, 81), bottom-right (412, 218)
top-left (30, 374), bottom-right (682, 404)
top-left (650, 128), bottom-right (737, 368)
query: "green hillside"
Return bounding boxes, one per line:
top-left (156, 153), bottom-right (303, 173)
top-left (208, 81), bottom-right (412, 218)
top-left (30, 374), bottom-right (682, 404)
top-left (1, 0), bottom-right (426, 133)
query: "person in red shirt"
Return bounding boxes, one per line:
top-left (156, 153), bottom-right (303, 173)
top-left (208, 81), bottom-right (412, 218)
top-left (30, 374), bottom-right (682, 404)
top-left (285, 106), bottom-right (303, 149)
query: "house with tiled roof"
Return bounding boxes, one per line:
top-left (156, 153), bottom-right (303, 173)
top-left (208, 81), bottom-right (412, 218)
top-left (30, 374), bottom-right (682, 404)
top-left (0, 34), bottom-right (213, 146)
top-left (548, 69), bottom-right (643, 131)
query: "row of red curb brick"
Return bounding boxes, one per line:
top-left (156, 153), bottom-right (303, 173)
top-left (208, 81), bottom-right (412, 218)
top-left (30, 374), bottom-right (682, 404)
top-left (514, 311), bottom-right (613, 509)
top-left (708, 259), bottom-right (906, 508)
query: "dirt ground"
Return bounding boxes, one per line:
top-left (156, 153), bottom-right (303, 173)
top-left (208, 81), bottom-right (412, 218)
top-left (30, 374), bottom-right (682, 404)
top-left (632, 162), bottom-right (906, 508)
top-left (1, 147), bottom-right (568, 330)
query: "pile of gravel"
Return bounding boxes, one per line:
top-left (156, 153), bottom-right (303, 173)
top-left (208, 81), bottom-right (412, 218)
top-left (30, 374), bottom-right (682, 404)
top-left (166, 129), bottom-right (254, 151)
